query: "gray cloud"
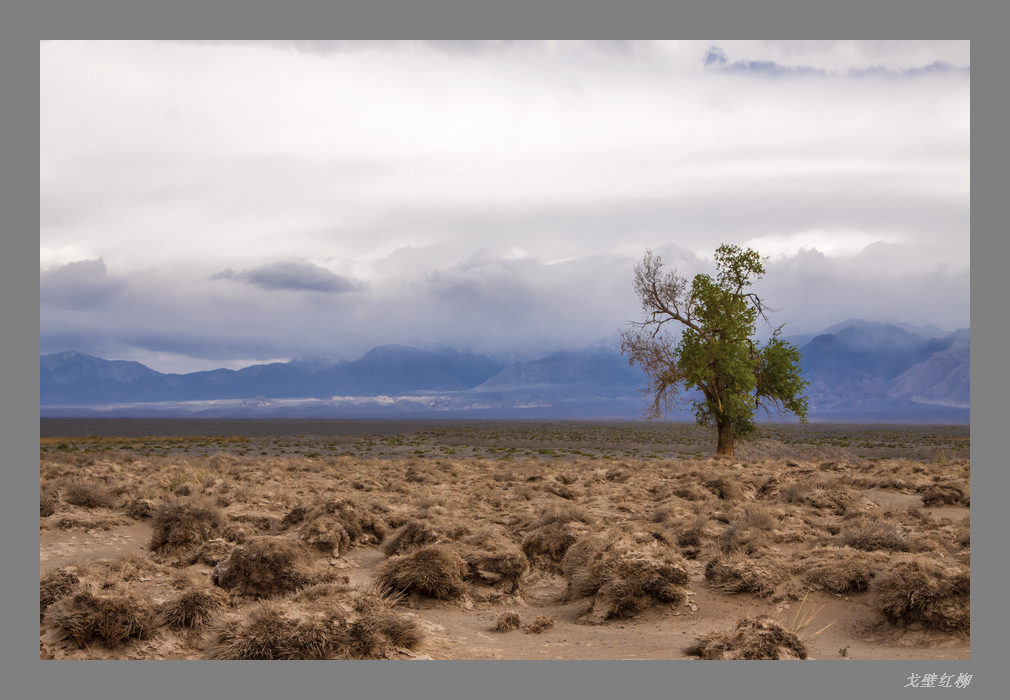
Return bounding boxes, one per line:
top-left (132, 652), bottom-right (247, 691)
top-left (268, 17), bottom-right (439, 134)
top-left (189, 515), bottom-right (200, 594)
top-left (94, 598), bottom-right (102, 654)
top-left (40, 259), bottom-right (127, 309)
top-left (213, 261), bottom-right (362, 293)
top-left (40, 41), bottom-right (968, 373)
top-left (704, 45), bottom-right (969, 79)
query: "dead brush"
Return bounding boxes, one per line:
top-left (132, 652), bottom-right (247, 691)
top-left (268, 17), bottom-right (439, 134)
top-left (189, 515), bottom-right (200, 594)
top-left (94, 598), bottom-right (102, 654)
top-left (561, 535), bottom-right (690, 621)
top-left (918, 483), bottom-right (964, 507)
top-left (492, 610), bottom-right (522, 633)
top-left (525, 615), bottom-right (556, 634)
top-left (797, 548), bottom-right (889, 593)
top-left (290, 498), bottom-right (388, 556)
top-left (40, 568), bottom-right (81, 618)
top-left (205, 583), bottom-right (424, 660)
top-left (59, 477), bottom-right (116, 509)
top-left (211, 536), bottom-right (318, 598)
top-left (704, 549), bottom-right (790, 598)
top-left (158, 587), bottom-right (229, 629)
top-left (873, 555), bottom-right (970, 633)
top-left (375, 544), bottom-right (470, 600)
top-left (149, 496), bottom-right (225, 555)
top-left (46, 580), bottom-right (156, 649)
top-left (382, 519), bottom-right (445, 557)
top-left (684, 616), bottom-right (808, 660)
top-left (41, 487), bottom-right (58, 517)
top-left (837, 520), bottom-right (916, 553)
top-left (719, 507), bottom-right (776, 554)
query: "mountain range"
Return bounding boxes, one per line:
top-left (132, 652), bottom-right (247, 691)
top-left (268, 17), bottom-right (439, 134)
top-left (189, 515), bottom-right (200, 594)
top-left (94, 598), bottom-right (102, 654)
top-left (40, 319), bottom-right (969, 423)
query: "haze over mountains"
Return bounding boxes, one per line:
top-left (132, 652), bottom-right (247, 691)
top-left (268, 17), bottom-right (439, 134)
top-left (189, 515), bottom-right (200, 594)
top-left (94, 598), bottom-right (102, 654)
top-left (40, 320), bottom-right (969, 423)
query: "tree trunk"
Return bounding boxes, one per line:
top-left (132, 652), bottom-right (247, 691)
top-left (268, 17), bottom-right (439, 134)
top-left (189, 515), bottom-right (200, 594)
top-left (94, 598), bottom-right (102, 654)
top-left (715, 419), bottom-right (734, 458)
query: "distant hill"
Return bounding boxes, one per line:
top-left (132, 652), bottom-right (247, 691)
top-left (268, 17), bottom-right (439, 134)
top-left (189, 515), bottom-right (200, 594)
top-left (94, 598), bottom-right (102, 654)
top-left (40, 320), bottom-right (969, 423)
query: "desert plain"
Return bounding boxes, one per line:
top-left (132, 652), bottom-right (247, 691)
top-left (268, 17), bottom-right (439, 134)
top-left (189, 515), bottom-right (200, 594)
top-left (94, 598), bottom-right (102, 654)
top-left (39, 419), bottom-right (970, 661)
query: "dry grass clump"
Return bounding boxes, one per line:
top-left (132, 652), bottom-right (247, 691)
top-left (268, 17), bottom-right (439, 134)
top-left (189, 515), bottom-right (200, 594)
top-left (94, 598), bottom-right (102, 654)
top-left (957, 515), bottom-right (969, 548)
top-left (561, 535), bottom-right (689, 621)
top-left (188, 538), bottom-right (236, 566)
top-left (919, 483), bottom-right (964, 507)
top-left (41, 487), bottom-right (58, 517)
top-left (796, 548), bottom-right (890, 593)
top-left (46, 581), bottom-right (156, 649)
top-left (457, 530), bottom-right (530, 594)
top-left (493, 611), bottom-right (522, 632)
top-left (149, 496), bottom-right (225, 555)
top-left (704, 550), bottom-right (790, 598)
top-left (123, 497), bottom-right (156, 520)
top-left (204, 599), bottom-right (350, 659)
top-left (873, 556), bottom-right (970, 633)
top-left (703, 477), bottom-right (742, 500)
top-left (375, 544), bottom-right (470, 600)
top-left (382, 519), bottom-right (445, 557)
top-left (158, 587), bottom-right (229, 629)
top-left (719, 507), bottom-right (777, 554)
top-left (211, 536), bottom-right (319, 598)
top-left (684, 616), bottom-right (808, 660)
top-left (521, 505), bottom-right (596, 575)
top-left (837, 520), bottom-right (917, 553)
top-left (60, 477), bottom-right (116, 509)
top-left (289, 499), bottom-right (387, 556)
top-left (40, 568), bottom-right (80, 618)
top-left (204, 584), bottom-right (424, 659)
top-left (525, 615), bottom-right (556, 634)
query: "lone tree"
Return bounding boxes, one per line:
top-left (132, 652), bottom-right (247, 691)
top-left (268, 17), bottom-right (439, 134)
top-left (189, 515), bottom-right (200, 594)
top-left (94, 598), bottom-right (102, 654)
top-left (620, 244), bottom-right (808, 458)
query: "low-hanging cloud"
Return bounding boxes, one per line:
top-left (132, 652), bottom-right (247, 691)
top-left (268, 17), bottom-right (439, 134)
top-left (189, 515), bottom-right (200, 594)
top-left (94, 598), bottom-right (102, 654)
top-left (212, 261), bottom-right (362, 293)
top-left (40, 259), bottom-right (127, 309)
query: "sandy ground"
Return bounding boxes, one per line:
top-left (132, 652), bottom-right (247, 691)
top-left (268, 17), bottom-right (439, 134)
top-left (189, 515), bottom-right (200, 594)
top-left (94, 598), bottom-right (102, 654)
top-left (39, 423), bottom-right (969, 661)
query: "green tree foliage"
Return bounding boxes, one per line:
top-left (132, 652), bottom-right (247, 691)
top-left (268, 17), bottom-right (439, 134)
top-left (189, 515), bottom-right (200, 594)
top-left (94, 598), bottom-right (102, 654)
top-left (620, 245), bottom-right (808, 457)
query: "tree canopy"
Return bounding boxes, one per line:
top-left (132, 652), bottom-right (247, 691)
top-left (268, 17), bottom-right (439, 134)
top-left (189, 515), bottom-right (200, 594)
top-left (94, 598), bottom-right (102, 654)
top-left (620, 244), bottom-right (809, 457)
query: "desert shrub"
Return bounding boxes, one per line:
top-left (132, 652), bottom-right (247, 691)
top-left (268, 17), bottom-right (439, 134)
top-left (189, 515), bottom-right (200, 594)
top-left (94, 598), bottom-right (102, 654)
top-left (525, 615), bottom-right (556, 634)
top-left (41, 487), bottom-right (57, 517)
top-left (837, 521), bottom-right (915, 553)
top-left (382, 519), bottom-right (443, 557)
top-left (778, 481), bottom-right (812, 504)
top-left (205, 586), bottom-right (424, 660)
top-left (204, 600), bottom-right (349, 660)
top-left (40, 569), bottom-right (80, 618)
top-left (149, 496), bottom-right (224, 554)
top-left (457, 531), bottom-right (529, 593)
top-left (293, 499), bottom-right (387, 556)
top-left (375, 544), bottom-right (469, 600)
top-left (719, 507), bottom-right (776, 554)
top-left (873, 556), bottom-right (970, 633)
top-left (703, 477), bottom-right (741, 500)
top-left (521, 506), bottom-right (595, 574)
top-left (704, 551), bottom-right (789, 598)
top-left (123, 498), bottom-right (156, 520)
top-left (46, 581), bottom-right (156, 648)
top-left (493, 611), bottom-right (521, 632)
top-left (684, 616), bottom-right (808, 660)
top-left (211, 536), bottom-right (317, 598)
top-left (188, 539), bottom-right (236, 567)
top-left (561, 535), bottom-right (689, 621)
top-left (677, 515), bottom-right (710, 553)
top-left (797, 548), bottom-right (890, 593)
top-left (158, 587), bottom-right (229, 629)
top-left (61, 478), bottom-right (116, 509)
top-left (919, 484), bottom-right (964, 507)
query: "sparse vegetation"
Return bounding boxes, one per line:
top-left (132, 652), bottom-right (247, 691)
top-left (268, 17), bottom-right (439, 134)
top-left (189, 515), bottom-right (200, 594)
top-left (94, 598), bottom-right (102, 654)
top-left (39, 421), bottom-right (970, 660)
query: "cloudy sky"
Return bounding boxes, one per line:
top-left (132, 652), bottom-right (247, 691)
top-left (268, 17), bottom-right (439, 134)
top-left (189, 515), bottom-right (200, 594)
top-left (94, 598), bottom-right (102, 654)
top-left (40, 40), bottom-right (970, 374)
